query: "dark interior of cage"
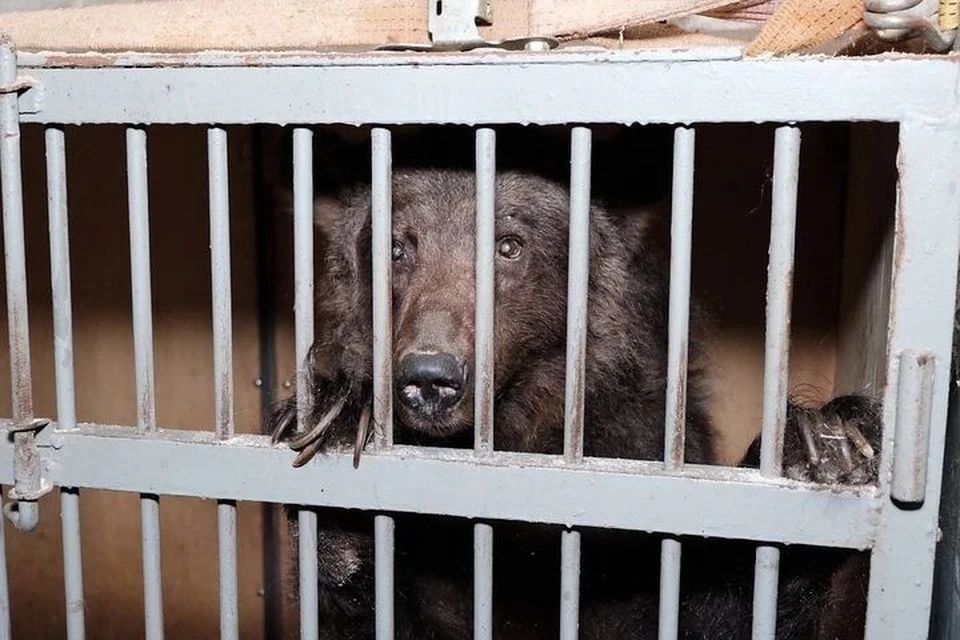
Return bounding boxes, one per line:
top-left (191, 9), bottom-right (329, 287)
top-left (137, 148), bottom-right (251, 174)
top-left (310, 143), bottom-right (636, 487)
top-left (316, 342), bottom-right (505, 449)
top-left (0, 121), bottom-right (897, 638)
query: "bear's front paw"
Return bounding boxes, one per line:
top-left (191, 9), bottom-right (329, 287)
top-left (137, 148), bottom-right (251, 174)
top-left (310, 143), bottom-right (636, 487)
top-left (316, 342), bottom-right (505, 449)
top-left (784, 395), bottom-right (882, 486)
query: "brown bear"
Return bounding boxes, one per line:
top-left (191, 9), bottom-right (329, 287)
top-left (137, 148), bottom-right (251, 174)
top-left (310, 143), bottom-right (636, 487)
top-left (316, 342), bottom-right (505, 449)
top-left (267, 126), bottom-right (881, 639)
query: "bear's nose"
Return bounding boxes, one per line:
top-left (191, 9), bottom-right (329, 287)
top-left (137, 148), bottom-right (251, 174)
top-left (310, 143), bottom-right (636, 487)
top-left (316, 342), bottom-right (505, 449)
top-left (396, 352), bottom-right (468, 415)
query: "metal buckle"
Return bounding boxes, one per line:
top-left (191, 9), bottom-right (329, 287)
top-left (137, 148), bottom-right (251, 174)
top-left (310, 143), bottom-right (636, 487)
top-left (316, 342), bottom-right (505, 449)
top-left (864, 0), bottom-right (958, 51)
top-left (376, 0), bottom-right (558, 52)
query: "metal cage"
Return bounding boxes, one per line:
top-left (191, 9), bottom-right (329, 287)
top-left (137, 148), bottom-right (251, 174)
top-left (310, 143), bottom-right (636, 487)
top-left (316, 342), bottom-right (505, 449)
top-left (1, 42), bottom-right (960, 640)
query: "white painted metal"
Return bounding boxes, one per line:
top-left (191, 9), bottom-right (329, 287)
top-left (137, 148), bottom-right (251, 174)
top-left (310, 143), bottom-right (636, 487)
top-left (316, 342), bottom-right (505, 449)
top-left (293, 126), bottom-right (320, 640)
top-left (16, 56), bottom-right (960, 126)
top-left (2, 46), bottom-right (959, 640)
top-left (45, 125), bottom-right (86, 640)
top-left (208, 127), bottom-right (239, 640)
top-left (864, 119), bottom-right (960, 639)
top-left (473, 127), bottom-right (496, 640)
top-left (4, 422), bottom-right (878, 547)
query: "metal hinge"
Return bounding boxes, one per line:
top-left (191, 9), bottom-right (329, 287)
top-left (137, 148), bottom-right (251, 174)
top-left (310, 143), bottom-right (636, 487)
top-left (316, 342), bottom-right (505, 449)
top-left (864, 0), bottom-right (958, 51)
top-left (4, 419), bottom-right (53, 533)
top-left (378, 0), bottom-right (558, 52)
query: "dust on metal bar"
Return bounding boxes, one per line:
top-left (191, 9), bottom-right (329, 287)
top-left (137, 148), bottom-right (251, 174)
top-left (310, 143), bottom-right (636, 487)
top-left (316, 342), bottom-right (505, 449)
top-left (46, 125), bottom-right (86, 640)
top-left (1, 38), bottom-right (44, 534)
top-left (292, 127), bottom-right (320, 640)
top-left (664, 126), bottom-right (696, 469)
top-left (371, 127), bottom-right (394, 449)
top-left (208, 127), bottom-right (238, 640)
top-left (126, 127), bottom-right (158, 434)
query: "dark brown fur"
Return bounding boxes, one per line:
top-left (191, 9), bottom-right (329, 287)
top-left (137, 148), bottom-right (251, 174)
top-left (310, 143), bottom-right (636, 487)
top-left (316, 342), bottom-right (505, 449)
top-left (267, 139), bottom-right (882, 639)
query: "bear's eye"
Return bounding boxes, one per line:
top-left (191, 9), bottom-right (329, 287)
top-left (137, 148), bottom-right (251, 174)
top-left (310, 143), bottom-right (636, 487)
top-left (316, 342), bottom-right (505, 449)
top-left (497, 236), bottom-right (523, 260)
top-left (391, 239), bottom-right (405, 261)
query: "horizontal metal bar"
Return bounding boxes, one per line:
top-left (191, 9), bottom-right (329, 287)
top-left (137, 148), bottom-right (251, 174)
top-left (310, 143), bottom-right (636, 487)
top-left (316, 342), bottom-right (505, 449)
top-left (15, 57), bottom-right (960, 125)
top-left (11, 422), bottom-right (880, 548)
top-left (17, 46), bottom-right (744, 69)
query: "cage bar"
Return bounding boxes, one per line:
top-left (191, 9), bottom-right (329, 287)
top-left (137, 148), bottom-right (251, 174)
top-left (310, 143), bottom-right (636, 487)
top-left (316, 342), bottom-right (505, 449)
top-left (46, 125), bottom-right (86, 640)
top-left (2, 37), bottom-right (42, 535)
top-left (658, 538), bottom-right (682, 640)
top-left (371, 127), bottom-right (394, 450)
top-left (751, 125), bottom-right (801, 640)
top-left (0, 496), bottom-right (10, 640)
top-left (475, 127), bottom-right (496, 453)
top-left (375, 514), bottom-right (396, 638)
top-left (559, 126), bottom-right (592, 638)
top-left (126, 127), bottom-right (165, 640)
top-left (370, 126), bottom-right (397, 639)
top-left (473, 127), bottom-right (496, 639)
top-left (474, 523), bottom-right (493, 638)
top-left (560, 529), bottom-right (581, 640)
top-left (658, 125), bottom-right (696, 640)
top-left (292, 126), bottom-right (319, 640)
top-left (664, 125), bottom-right (695, 469)
top-left (563, 126), bottom-right (592, 464)
top-left (208, 127), bottom-right (239, 640)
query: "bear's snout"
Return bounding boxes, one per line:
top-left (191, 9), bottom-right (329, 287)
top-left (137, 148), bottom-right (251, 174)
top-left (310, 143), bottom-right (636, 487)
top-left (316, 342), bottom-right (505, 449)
top-left (395, 351), bottom-right (469, 417)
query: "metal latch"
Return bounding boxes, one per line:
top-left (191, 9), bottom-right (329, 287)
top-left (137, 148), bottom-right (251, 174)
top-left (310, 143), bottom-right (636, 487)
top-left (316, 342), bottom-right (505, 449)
top-left (377, 0), bottom-right (558, 52)
top-left (4, 419), bottom-right (53, 533)
top-left (864, 0), bottom-right (958, 51)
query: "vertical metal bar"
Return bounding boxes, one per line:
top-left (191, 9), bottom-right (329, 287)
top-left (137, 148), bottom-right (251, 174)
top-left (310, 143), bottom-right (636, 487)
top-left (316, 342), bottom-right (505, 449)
top-left (664, 126), bottom-right (695, 469)
top-left (475, 127), bottom-right (496, 454)
top-left (563, 126), bottom-right (592, 464)
top-left (752, 125), bottom-right (800, 640)
top-left (473, 523), bottom-right (493, 639)
top-left (292, 127), bottom-right (319, 640)
top-left (658, 539), bottom-right (681, 640)
top-left (560, 126), bottom-right (591, 640)
top-left (752, 546), bottom-right (781, 640)
top-left (375, 514), bottom-right (395, 640)
top-left (46, 126), bottom-right (86, 640)
top-left (473, 127), bottom-right (496, 640)
top-left (209, 127), bottom-right (239, 640)
top-left (560, 529), bottom-right (582, 640)
top-left (0, 495), bottom-right (10, 640)
top-left (127, 126), bottom-right (164, 640)
top-left (370, 127), bottom-right (396, 639)
top-left (865, 120), bottom-right (960, 639)
top-left (758, 125), bottom-right (800, 477)
top-left (2, 37), bottom-right (40, 534)
top-left (127, 127), bottom-right (157, 435)
top-left (140, 496), bottom-right (163, 640)
top-left (371, 127), bottom-right (394, 450)
top-left (658, 126), bottom-right (696, 640)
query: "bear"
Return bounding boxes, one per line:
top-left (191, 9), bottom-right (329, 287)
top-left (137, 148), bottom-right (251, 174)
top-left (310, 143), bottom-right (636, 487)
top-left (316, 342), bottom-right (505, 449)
top-left (266, 127), bottom-right (882, 639)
